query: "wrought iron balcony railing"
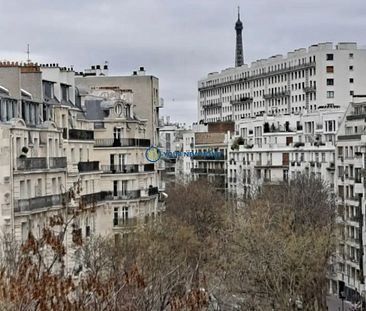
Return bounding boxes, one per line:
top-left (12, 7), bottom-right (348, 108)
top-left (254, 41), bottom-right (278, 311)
top-left (78, 161), bottom-right (100, 172)
top-left (63, 128), bottom-right (94, 140)
top-left (105, 190), bottom-right (141, 200)
top-left (148, 186), bottom-right (159, 196)
top-left (144, 163), bottom-right (155, 172)
top-left (191, 168), bottom-right (207, 174)
top-left (94, 138), bottom-right (150, 148)
top-left (113, 217), bottom-right (138, 228)
top-left (14, 194), bottom-right (64, 213)
top-left (49, 157), bottom-right (67, 169)
top-left (17, 157), bottom-right (47, 171)
top-left (80, 191), bottom-right (110, 204)
top-left (101, 165), bottom-right (139, 174)
top-left (191, 154), bottom-right (225, 161)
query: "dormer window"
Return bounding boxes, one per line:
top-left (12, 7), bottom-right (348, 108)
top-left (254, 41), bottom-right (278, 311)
top-left (61, 84), bottom-right (69, 101)
top-left (42, 81), bottom-right (54, 99)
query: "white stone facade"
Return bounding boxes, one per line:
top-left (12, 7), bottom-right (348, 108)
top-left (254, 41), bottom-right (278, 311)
top-left (0, 62), bottom-right (162, 273)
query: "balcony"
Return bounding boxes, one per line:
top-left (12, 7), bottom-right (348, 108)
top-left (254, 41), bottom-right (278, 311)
top-left (105, 190), bottom-right (141, 200)
top-left (144, 163), bottom-right (155, 172)
top-left (113, 217), bottom-right (138, 228)
top-left (303, 86), bottom-right (316, 93)
top-left (148, 186), bottom-right (159, 196)
top-left (94, 138), bottom-right (151, 148)
top-left (64, 128), bottom-right (94, 141)
top-left (191, 168), bottom-right (207, 174)
top-left (207, 168), bottom-right (226, 174)
top-left (81, 191), bottom-right (109, 204)
top-left (49, 157), bottom-right (67, 169)
top-left (263, 90), bottom-right (290, 99)
top-left (16, 157), bottom-right (47, 171)
top-left (14, 194), bottom-right (64, 213)
top-left (327, 162), bottom-right (335, 171)
top-left (198, 61), bottom-right (315, 91)
top-left (78, 161), bottom-right (99, 172)
top-left (101, 164), bottom-right (139, 174)
top-left (191, 154), bottom-right (225, 161)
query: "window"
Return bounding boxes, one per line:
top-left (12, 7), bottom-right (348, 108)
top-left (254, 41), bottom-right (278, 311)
top-left (42, 81), bottom-right (54, 99)
top-left (349, 53), bottom-right (354, 59)
top-left (350, 91), bottom-right (354, 96)
top-left (85, 217), bottom-right (91, 237)
top-left (327, 79), bottom-right (334, 86)
top-left (52, 178), bottom-right (57, 193)
top-left (20, 181), bottom-right (26, 199)
top-left (122, 207), bottom-right (129, 222)
top-left (326, 66), bottom-right (334, 73)
top-left (327, 91), bottom-right (334, 98)
top-left (326, 54), bottom-right (334, 61)
top-left (61, 84), bottom-right (69, 101)
top-left (58, 177), bottom-right (62, 192)
top-left (350, 78), bottom-right (354, 83)
top-left (349, 65), bottom-right (353, 71)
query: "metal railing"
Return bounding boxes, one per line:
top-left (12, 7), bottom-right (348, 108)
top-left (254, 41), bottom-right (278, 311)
top-left (81, 191), bottom-right (109, 204)
top-left (14, 194), bottom-right (64, 213)
top-left (191, 168), bottom-right (207, 174)
top-left (64, 128), bottom-right (94, 140)
top-left (78, 161), bottom-right (100, 172)
top-left (144, 163), bottom-right (155, 172)
top-left (113, 217), bottom-right (138, 228)
top-left (16, 157), bottom-right (47, 171)
top-left (191, 154), bottom-right (225, 161)
top-left (105, 190), bottom-right (141, 200)
top-left (207, 168), bottom-right (226, 174)
top-left (148, 187), bottom-right (159, 196)
top-left (50, 157), bottom-right (67, 169)
top-left (94, 138), bottom-right (150, 148)
top-left (101, 164), bottom-right (139, 174)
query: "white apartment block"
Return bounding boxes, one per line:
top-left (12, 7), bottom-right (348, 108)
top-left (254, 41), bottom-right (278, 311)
top-left (198, 42), bottom-right (366, 129)
top-left (227, 108), bottom-right (343, 197)
top-left (0, 62), bottom-right (163, 273)
top-left (333, 95), bottom-right (366, 301)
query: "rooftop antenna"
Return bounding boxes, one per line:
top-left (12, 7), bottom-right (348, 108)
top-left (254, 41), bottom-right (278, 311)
top-left (26, 44), bottom-right (31, 63)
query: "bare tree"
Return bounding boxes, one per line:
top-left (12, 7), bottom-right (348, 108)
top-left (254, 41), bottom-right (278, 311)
top-left (223, 174), bottom-right (336, 311)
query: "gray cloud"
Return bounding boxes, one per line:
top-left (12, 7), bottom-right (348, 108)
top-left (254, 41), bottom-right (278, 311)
top-left (0, 0), bottom-right (365, 124)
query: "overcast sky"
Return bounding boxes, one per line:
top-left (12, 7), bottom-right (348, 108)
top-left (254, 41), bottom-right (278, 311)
top-left (0, 0), bottom-right (365, 124)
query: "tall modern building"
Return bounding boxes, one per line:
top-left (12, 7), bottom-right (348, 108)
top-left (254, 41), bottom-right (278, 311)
top-left (235, 7), bottom-right (244, 67)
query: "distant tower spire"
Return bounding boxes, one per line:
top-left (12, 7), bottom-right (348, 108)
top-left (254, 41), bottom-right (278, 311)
top-left (235, 6), bottom-right (244, 67)
top-left (26, 44), bottom-right (31, 64)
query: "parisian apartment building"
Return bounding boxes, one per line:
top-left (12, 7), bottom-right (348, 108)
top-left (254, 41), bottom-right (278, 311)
top-left (0, 61), bottom-right (163, 272)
